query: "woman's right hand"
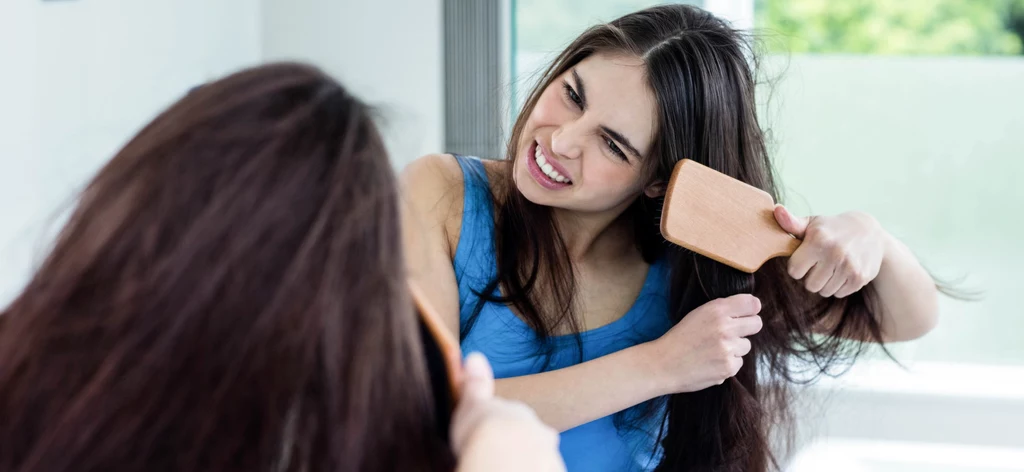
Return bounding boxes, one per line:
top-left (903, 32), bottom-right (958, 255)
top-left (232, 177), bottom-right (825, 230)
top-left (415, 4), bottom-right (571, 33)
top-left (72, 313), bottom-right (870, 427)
top-left (646, 294), bottom-right (763, 394)
top-left (452, 353), bottom-right (566, 472)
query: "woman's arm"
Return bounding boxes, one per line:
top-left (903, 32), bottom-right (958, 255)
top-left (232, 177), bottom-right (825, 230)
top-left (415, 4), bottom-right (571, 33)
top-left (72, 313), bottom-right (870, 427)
top-left (494, 344), bottom-right (662, 431)
top-left (496, 294), bottom-right (763, 431)
top-left (399, 154), bottom-right (464, 337)
top-left (866, 231), bottom-right (940, 341)
top-left (774, 206), bottom-right (940, 342)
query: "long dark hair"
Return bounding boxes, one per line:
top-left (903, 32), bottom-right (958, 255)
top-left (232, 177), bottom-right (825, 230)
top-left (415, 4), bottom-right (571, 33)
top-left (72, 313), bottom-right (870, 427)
top-left (482, 5), bottom-right (891, 471)
top-left (0, 63), bottom-right (453, 472)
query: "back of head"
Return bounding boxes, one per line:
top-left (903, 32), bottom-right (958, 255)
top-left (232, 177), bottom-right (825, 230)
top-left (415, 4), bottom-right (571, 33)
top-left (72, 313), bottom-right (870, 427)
top-left (0, 63), bottom-right (452, 472)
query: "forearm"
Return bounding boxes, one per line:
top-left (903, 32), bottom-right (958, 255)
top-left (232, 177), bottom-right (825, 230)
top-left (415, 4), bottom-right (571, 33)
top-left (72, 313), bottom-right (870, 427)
top-left (871, 232), bottom-right (940, 342)
top-left (494, 343), bottom-right (665, 432)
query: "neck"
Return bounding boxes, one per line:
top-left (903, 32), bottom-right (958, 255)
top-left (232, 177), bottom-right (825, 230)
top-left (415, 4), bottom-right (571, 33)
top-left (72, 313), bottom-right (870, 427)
top-left (551, 203), bottom-right (636, 262)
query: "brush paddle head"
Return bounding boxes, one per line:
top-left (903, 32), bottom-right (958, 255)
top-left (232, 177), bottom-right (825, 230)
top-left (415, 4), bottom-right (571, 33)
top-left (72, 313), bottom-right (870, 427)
top-left (660, 159), bottom-right (800, 273)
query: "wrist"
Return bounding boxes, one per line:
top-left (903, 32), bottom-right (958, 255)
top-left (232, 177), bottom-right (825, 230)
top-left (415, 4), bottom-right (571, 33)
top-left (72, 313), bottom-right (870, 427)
top-left (878, 227), bottom-right (900, 270)
top-left (631, 340), bottom-right (676, 397)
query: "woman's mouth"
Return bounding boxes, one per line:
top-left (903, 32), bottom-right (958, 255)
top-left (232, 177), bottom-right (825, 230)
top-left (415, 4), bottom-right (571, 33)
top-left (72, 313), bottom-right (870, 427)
top-left (526, 140), bottom-right (572, 190)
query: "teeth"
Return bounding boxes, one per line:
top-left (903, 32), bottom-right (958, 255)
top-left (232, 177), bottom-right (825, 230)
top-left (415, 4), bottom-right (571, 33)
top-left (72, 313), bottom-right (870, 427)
top-left (533, 143), bottom-right (570, 184)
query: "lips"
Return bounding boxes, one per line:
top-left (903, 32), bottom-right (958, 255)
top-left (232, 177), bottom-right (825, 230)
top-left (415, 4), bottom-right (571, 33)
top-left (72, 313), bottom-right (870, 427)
top-left (525, 140), bottom-right (572, 190)
top-left (533, 141), bottom-right (572, 183)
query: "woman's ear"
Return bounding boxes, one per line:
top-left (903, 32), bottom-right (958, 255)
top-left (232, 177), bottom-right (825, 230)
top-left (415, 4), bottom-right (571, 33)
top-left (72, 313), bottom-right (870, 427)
top-left (644, 181), bottom-right (667, 198)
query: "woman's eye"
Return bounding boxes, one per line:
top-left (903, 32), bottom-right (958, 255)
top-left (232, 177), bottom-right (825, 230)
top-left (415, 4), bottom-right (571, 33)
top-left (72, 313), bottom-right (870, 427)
top-left (605, 137), bottom-right (627, 160)
top-left (563, 83), bottom-right (582, 107)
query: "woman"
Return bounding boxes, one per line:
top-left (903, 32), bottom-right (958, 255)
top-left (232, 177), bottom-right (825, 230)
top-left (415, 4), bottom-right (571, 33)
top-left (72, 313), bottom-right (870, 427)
top-left (0, 62), bottom-right (564, 472)
top-left (401, 4), bottom-right (940, 472)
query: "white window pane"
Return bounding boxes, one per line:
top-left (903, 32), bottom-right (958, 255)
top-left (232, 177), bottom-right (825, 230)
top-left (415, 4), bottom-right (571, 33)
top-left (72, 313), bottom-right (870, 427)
top-left (754, 0), bottom-right (1024, 365)
top-left (512, 0), bottom-right (701, 110)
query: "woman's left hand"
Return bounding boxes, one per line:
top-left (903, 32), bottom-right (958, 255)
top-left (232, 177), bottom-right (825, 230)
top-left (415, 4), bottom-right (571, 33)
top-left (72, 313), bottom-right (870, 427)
top-left (774, 205), bottom-right (886, 299)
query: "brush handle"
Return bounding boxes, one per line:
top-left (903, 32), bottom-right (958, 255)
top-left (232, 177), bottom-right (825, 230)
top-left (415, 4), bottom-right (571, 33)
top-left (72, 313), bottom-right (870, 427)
top-left (758, 205), bottom-right (802, 259)
top-left (732, 200), bottom-right (802, 272)
top-left (761, 223), bottom-right (801, 264)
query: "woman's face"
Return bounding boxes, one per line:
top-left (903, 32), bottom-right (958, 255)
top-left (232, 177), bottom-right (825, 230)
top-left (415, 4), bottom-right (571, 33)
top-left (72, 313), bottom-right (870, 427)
top-left (513, 52), bottom-right (657, 215)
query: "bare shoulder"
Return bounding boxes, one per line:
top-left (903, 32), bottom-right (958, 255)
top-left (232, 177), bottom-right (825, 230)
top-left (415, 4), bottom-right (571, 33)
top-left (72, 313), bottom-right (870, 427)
top-left (399, 153), bottom-right (465, 257)
top-left (400, 153), bottom-right (464, 196)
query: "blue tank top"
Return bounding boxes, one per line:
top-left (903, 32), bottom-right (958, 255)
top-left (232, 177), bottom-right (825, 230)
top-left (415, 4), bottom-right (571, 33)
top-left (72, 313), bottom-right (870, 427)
top-left (451, 155), bottom-right (673, 472)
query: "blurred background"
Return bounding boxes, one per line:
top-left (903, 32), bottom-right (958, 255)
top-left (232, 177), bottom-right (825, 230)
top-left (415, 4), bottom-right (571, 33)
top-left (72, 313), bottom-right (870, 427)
top-left (1, 0), bottom-right (1021, 470)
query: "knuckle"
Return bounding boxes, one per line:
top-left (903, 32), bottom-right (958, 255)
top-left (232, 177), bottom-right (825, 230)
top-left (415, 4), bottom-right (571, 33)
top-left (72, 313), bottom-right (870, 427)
top-left (716, 319), bottom-right (733, 335)
top-left (750, 296), bottom-right (762, 313)
top-left (805, 224), bottom-right (822, 239)
top-left (808, 226), bottom-right (830, 244)
top-left (701, 299), bottom-right (726, 316)
top-left (788, 266), bottom-right (802, 279)
top-left (817, 234), bottom-right (839, 251)
top-left (721, 295), bottom-right (756, 315)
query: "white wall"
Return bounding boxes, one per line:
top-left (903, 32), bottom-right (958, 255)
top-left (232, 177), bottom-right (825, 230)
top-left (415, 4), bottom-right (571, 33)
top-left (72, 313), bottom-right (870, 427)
top-left (0, 0), bottom-right (446, 306)
top-left (261, 0), bottom-right (445, 169)
top-left (0, 0), bottom-right (262, 305)
top-left (0, 1), bottom-right (38, 306)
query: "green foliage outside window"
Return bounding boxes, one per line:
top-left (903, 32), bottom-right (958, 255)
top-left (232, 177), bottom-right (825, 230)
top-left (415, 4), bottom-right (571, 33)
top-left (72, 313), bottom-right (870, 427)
top-left (757, 0), bottom-right (1024, 55)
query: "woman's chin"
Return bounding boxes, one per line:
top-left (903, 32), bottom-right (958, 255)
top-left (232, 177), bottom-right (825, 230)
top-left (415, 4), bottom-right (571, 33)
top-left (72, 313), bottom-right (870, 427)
top-left (513, 165), bottom-right (553, 207)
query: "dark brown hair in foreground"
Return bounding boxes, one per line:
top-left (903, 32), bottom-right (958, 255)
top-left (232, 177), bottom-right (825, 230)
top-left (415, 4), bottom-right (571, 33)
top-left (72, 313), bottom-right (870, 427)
top-left (0, 62), bottom-right (453, 472)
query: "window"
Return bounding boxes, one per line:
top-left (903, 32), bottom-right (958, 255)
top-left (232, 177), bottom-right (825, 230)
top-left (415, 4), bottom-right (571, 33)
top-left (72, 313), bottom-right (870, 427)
top-left (751, 0), bottom-right (1024, 367)
top-left (512, 0), bottom-right (701, 111)
top-left (756, 0), bottom-right (1024, 55)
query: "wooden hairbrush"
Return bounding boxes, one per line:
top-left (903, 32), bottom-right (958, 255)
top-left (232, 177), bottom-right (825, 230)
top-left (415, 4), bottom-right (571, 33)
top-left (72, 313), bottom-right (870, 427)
top-left (660, 159), bottom-right (800, 273)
